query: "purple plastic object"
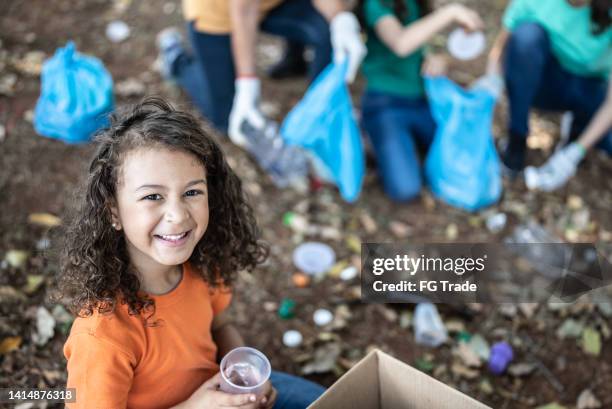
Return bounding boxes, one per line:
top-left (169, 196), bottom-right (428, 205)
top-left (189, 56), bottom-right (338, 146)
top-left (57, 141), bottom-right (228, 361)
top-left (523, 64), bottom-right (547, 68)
top-left (488, 341), bottom-right (513, 375)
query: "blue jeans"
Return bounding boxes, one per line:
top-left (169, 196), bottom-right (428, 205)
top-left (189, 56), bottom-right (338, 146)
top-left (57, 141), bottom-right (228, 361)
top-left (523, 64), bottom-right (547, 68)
top-left (504, 22), bottom-right (612, 156)
top-left (361, 91), bottom-right (437, 202)
top-left (270, 371), bottom-right (325, 409)
top-left (174, 0), bottom-right (332, 132)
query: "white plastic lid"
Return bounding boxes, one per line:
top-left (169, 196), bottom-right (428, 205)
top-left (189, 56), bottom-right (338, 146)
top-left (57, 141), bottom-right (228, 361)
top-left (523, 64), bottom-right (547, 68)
top-left (292, 242), bottom-right (336, 276)
top-left (340, 266), bottom-right (358, 281)
top-left (447, 28), bottom-right (485, 61)
top-left (282, 330), bottom-right (303, 348)
top-left (106, 21), bottom-right (131, 43)
top-left (313, 308), bottom-right (334, 326)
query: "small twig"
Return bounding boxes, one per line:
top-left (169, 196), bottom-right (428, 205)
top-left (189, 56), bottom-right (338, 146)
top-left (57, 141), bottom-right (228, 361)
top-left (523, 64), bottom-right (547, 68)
top-left (520, 333), bottom-right (565, 394)
top-left (533, 358), bottom-right (565, 394)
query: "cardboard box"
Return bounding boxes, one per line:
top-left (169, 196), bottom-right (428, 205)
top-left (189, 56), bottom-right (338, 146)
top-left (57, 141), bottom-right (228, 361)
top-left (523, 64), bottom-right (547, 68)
top-left (308, 349), bottom-right (491, 409)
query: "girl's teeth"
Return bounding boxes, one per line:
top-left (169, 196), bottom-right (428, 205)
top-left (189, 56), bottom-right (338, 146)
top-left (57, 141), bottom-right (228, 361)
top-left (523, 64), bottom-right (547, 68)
top-left (160, 232), bottom-right (187, 240)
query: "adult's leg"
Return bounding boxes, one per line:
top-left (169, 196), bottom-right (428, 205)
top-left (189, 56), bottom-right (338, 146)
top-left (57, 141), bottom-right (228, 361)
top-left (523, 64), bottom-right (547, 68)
top-left (169, 29), bottom-right (214, 124)
top-left (269, 371), bottom-right (325, 409)
top-left (505, 23), bottom-right (611, 156)
top-left (503, 23), bottom-right (560, 171)
top-left (409, 98), bottom-right (437, 151)
top-left (261, 0), bottom-right (332, 80)
top-left (362, 92), bottom-right (424, 202)
top-left (187, 23), bottom-right (235, 132)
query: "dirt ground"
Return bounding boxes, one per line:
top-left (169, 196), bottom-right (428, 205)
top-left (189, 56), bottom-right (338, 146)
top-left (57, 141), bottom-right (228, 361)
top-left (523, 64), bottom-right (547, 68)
top-left (1, 0), bottom-right (611, 408)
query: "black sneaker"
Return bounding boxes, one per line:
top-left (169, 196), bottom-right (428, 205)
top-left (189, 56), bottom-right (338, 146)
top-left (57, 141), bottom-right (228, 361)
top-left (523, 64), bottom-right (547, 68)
top-left (500, 158), bottom-right (523, 180)
top-left (499, 135), bottom-right (526, 179)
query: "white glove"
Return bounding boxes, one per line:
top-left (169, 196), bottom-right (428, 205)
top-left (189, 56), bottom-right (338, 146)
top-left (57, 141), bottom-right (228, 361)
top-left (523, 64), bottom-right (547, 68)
top-left (330, 12), bottom-right (366, 83)
top-left (228, 77), bottom-right (266, 147)
top-left (524, 142), bottom-right (585, 191)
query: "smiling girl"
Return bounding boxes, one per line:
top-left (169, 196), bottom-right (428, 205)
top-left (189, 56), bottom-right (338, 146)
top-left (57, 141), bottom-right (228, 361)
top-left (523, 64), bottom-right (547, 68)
top-left (57, 97), bottom-right (324, 409)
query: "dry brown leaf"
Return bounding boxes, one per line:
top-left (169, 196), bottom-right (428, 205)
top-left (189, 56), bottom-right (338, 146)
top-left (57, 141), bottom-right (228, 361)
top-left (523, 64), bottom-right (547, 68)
top-left (28, 213), bottom-right (61, 227)
top-left (0, 336), bottom-right (22, 355)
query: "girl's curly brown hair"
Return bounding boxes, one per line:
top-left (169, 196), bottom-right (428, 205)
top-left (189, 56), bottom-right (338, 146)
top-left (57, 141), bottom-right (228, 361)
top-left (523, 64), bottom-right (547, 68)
top-left (55, 96), bottom-right (268, 324)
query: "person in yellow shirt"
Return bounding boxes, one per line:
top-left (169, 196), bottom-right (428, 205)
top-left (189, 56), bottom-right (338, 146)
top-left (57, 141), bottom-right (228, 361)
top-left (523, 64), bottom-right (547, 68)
top-left (158, 0), bottom-right (365, 149)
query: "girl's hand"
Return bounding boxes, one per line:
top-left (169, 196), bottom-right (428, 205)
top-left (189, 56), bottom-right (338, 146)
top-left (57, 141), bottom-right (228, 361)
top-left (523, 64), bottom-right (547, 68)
top-left (258, 380), bottom-right (277, 409)
top-left (422, 54), bottom-right (449, 77)
top-left (443, 3), bottom-right (484, 32)
top-left (179, 372), bottom-right (258, 409)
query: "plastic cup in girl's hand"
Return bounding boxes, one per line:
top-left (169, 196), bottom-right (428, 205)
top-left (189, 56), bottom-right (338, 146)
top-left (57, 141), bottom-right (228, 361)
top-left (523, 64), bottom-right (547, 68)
top-left (220, 347), bottom-right (271, 397)
top-left (447, 28), bottom-right (486, 60)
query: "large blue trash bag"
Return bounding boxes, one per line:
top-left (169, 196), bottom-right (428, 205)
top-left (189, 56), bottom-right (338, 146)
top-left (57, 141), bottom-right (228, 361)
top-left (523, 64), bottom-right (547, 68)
top-left (424, 76), bottom-right (502, 211)
top-left (34, 41), bottom-right (114, 144)
top-left (281, 62), bottom-right (364, 202)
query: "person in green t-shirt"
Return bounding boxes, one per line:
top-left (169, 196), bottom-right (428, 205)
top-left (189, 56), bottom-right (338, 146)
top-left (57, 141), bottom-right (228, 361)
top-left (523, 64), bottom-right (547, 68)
top-left (358, 0), bottom-right (483, 201)
top-left (488, 0), bottom-right (612, 191)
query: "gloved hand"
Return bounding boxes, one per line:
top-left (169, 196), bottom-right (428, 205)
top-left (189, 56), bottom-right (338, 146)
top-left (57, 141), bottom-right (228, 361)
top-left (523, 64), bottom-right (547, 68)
top-left (330, 12), bottom-right (366, 83)
top-left (524, 142), bottom-right (586, 191)
top-left (228, 77), bottom-right (267, 147)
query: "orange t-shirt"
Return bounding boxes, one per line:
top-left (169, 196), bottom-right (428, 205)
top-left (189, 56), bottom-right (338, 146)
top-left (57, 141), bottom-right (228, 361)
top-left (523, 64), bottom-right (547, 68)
top-left (182, 0), bottom-right (284, 34)
top-left (63, 262), bottom-right (232, 409)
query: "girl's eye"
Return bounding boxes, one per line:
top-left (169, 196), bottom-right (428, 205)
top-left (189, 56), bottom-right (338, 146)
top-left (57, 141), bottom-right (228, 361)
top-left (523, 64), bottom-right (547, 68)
top-left (143, 194), bottom-right (162, 201)
top-left (185, 189), bottom-right (204, 197)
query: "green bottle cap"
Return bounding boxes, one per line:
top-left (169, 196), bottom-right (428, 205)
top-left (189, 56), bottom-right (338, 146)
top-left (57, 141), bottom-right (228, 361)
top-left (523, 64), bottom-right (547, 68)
top-left (457, 330), bottom-right (472, 343)
top-left (278, 298), bottom-right (296, 319)
top-left (282, 212), bottom-right (295, 227)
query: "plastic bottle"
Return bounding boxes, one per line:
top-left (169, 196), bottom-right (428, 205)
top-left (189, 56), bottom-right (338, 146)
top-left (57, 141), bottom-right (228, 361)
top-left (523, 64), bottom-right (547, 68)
top-left (240, 119), bottom-right (309, 188)
top-left (505, 220), bottom-right (569, 279)
top-left (413, 303), bottom-right (448, 347)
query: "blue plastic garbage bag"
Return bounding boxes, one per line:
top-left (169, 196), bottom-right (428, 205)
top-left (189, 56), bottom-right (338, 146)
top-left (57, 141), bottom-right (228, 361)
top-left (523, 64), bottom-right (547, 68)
top-left (281, 62), bottom-right (364, 202)
top-left (34, 41), bottom-right (114, 144)
top-left (424, 76), bottom-right (502, 211)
